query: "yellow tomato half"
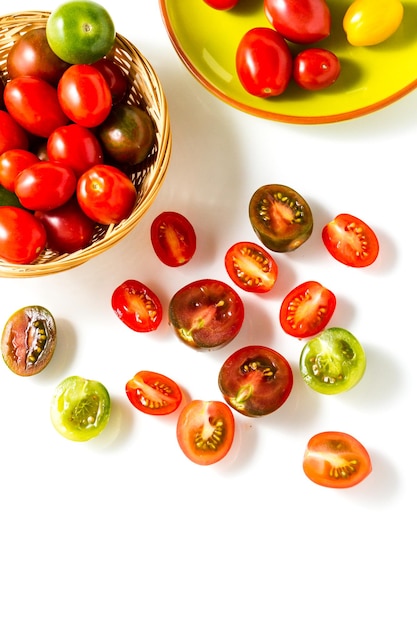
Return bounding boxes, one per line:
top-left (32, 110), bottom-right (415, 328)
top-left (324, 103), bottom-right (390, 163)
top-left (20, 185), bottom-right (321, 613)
top-left (343, 0), bottom-right (404, 46)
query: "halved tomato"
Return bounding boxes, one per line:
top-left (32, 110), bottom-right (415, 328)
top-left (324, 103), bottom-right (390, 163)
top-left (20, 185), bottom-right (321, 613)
top-left (280, 280), bottom-right (336, 338)
top-left (111, 279), bottom-right (163, 332)
top-left (224, 241), bottom-right (278, 293)
top-left (150, 211), bottom-right (196, 267)
top-left (126, 371), bottom-right (182, 415)
top-left (322, 213), bottom-right (379, 268)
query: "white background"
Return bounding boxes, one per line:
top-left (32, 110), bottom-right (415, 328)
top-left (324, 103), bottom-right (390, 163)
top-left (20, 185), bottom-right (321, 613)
top-left (1, 2), bottom-right (416, 624)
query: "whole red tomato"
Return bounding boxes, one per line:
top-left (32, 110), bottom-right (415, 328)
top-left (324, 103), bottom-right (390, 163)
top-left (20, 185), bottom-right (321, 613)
top-left (293, 48), bottom-right (341, 90)
top-left (0, 110), bottom-right (29, 153)
top-left (14, 162), bottom-right (77, 211)
top-left (264, 0), bottom-right (331, 44)
top-left (35, 196), bottom-right (96, 254)
top-left (47, 123), bottom-right (104, 178)
top-left (0, 149), bottom-right (40, 192)
top-left (91, 58), bottom-right (128, 104)
top-left (203, 0), bottom-right (240, 8)
top-left (0, 206), bottom-right (46, 264)
top-left (58, 64), bottom-right (112, 127)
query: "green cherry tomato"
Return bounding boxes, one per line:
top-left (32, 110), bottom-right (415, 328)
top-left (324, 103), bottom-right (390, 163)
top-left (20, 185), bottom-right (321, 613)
top-left (299, 327), bottom-right (366, 394)
top-left (50, 375), bottom-right (111, 441)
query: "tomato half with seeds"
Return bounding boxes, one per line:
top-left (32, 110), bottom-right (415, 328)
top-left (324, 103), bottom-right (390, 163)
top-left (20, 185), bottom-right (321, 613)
top-left (225, 241), bottom-right (278, 293)
top-left (249, 184), bottom-right (313, 252)
top-left (300, 327), bottom-right (366, 394)
top-left (126, 371), bottom-right (182, 415)
top-left (280, 280), bottom-right (336, 338)
top-left (111, 279), bottom-right (163, 332)
top-left (150, 211), bottom-right (196, 267)
top-left (176, 400), bottom-right (235, 466)
top-left (218, 345), bottom-right (293, 417)
top-left (303, 431), bottom-right (372, 488)
top-left (322, 213), bottom-right (379, 268)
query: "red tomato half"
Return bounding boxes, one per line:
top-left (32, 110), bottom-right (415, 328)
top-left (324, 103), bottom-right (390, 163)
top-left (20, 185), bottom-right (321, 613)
top-left (224, 241), bottom-right (278, 293)
top-left (0, 206), bottom-right (46, 264)
top-left (280, 280), bottom-right (336, 338)
top-left (126, 371), bottom-right (182, 415)
top-left (111, 279), bottom-right (163, 332)
top-left (0, 110), bottom-right (29, 154)
top-left (47, 124), bottom-right (104, 178)
top-left (150, 211), bottom-right (196, 267)
top-left (303, 431), bottom-right (372, 488)
top-left (14, 162), bottom-right (77, 211)
top-left (264, 0), bottom-right (331, 44)
top-left (0, 149), bottom-right (40, 192)
top-left (322, 213), bottom-right (379, 268)
top-left (57, 64), bottom-right (112, 127)
top-left (176, 400), bottom-right (235, 466)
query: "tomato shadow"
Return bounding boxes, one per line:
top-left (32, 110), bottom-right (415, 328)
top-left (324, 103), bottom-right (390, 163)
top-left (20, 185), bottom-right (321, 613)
top-left (216, 415), bottom-right (260, 473)
top-left (89, 395), bottom-right (136, 451)
top-left (339, 449), bottom-right (400, 504)
top-left (33, 317), bottom-right (77, 385)
top-left (233, 0), bottom-right (264, 16)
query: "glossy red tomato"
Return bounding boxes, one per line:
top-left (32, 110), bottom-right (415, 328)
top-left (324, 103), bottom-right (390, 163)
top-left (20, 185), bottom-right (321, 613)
top-left (0, 206), bottom-right (46, 263)
top-left (264, 0), bottom-right (331, 44)
top-left (150, 211), bottom-right (196, 267)
top-left (303, 431), bottom-right (372, 488)
top-left (224, 241), bottom-right (278, 293)
top-left (111, 279), bottom-right (163, 332)
top-left (176, 400), bottom-right (235, 466)
top-left (76, 164), bottom-right (137, 225)
top-left (293, 48), bottom-right (341, 90)
top-left (236, 27), bottom-right (292, 98)
top-left (47, 123), bottom-right (104, 178)
top-left (322, 213), bottom-right (379, 267)
top-left (203, 0), bottom-right (240, 8)
top-left (280, 281), bottom-right (336, 338)
top-left (35, 196), bottom-right (96, 254)
top-left (91, 58), bottom-right (128, 104)
top-left (14, 162), bottom-right (77, 211)
top-left (57, 64), bottom-right (112, 127)
top-left (0, 149), bottom-right (40, 192)
top-left (126, 371), bottom-right (182, 415)
top-left (0, 110), bottom-right (29, 154)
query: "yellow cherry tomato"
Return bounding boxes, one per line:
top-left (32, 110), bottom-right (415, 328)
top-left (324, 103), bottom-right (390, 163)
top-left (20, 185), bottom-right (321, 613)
top-left (343, 0), bottom-right (404, 46)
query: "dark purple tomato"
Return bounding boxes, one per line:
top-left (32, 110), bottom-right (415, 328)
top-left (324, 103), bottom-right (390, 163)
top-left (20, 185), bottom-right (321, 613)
top-left (35, 196), bottom-right (96, 254)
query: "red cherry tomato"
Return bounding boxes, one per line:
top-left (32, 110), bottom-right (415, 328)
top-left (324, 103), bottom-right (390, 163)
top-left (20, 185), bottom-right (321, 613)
top-left (322, 213), bottom-right (379, 268)
top-left (264, 0), bottom-right (331, 44)
top-left (236, 27), bottom-right (293, 98)
top-left (224, 241), bottom-right (278, 293)
top-left (0, 149), bottom-right (40, 192)
top-left (203, 0), bottom-right (240, 8)
top-left (0, 206), bottom-right (46, 264)
top-left (47, 123), bottom-right (104, 178)
top-left (125, 371), bottom-right (183, 415)
top-left (293, 48), bottom-right (341, 90)
top-left (91, 58), bottom-right (128, 104)
top-left (14, 162), bottom-right (77, 211)
top-left (57, 64), bottom-right (112, 127)
top-left (176, 400), bottom-right (235, 466)
top-left (35, 196), bottom-right (96, 254)
top-left (0, 110), bottom-right (29, 154)
top-left (150, 211), bottom-right (196, 267)
top-left (111, 279), bottom-right (163, 332)
top-left (279, 280), bottom-right (336, 338)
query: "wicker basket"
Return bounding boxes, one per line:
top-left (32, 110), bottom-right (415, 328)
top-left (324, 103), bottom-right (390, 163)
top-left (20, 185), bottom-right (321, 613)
top-left (0, 11), bottom-right (171, 277)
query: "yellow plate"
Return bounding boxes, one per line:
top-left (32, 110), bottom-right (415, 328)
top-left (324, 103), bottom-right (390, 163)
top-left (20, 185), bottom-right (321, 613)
top-left (159, 0), bottom-right (417, 124)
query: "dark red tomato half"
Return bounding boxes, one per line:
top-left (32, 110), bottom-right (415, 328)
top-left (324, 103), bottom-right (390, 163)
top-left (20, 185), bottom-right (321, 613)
top-left (168, 278), bottom-right (244, 350)
top-left (293, 48), bottom-right (341, 91)
top-left (47, 124), bottom-right (104, 178)
top-left (176, 400), bottom-right (235, 466)
top-left (150, 211), bottom-right (196, 267)
top-left (126, 370), bottom-right (182, 415)
top-left (57, 64), bottom-right (112, 127)
top-left (0, 149), bottom-right (40, 192)
top-left (91, 57), bottom-right (128, 104)
top-left (218, 345), bottom-right (293, 417)
top-left (264, 0), bottom-right (331, 44)
top-left (0, 206), bottom-right (46, 264)
top-left (322, 213), bottom-right (379, 268)
top-left (14, 161), bottom-right (77, 211)
top-left (111, 279), bottom-right (163, 332)
top-left (224, 241), bottom-right (278, 293)
top-left (0, 110), bottom-right (29, 154)
top-left (35, 196), bottom-right (96, 254)
top-left (280, 280), bottom-right (336, 338)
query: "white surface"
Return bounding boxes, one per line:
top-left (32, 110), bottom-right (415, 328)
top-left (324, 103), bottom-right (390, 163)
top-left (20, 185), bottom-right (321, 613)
top-left (1, 2), bottom-right (415, 625)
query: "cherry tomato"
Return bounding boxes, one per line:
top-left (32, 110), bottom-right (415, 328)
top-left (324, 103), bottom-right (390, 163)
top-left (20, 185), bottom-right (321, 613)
top-left (91, 58), bottom-right (128, 104)
top-left (50, 375), bottom-right (111, 442)
top-left (111, 279), bottom-right (163, 333)
top-left (168, 278), bottom-right (244, 350)
top-left (0, 206), bottom-right (46, 264)
top-left (293, 48), bottom-right (341, 91)
top-left (322, 213), bottom-right (379, 268)
top-left (0, 110), bottom-right (29, 154)
top-left (0, 149), bottom-right (40, 192)
top-left (98, 104), bottom-right (156, 166)
top-left (0, 76), bottom-right (4, 109)
top-left (150, 211), bottom-right (196, 267)
top-left (203, 0), bottom-right (240, 8)
top-left (47, 123), bottom-right (104, 178)
top-left (76, 164), bottom-right (137, 225)
top-left (343, 0), bottom-right (404, 46)
top-left (218, 345), bottom-right (293, 417)
top-left (57, 64), bottom-right (112, 128)
top-left (176, 400), bottom-right (235, 466)
top-left (46, 1), bottom-right (116, 65)
top-left (14, 162), bottom-right (77, 212)
top-left (299, 327), bottom-right (366, 395)
top-left (264, 0), bottom-right (331, 44)
top-left (303, 432), bottom-right (372, 488)
top-left (224, 241), bottom-right (278, 293)
top-left (125, 371), bottom-right (182, 415)
top-left (280, 280), bottom-right (336, 338)
top-left (35, 196), bottom-right (96, 254)
top-left (249, 184), bottom-right (313, 253)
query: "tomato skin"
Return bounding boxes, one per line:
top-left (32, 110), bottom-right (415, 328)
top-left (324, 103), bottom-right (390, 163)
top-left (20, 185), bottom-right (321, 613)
top-left (91, 58), bottom-right (128, 104)
top-left (303, 432), bottom-right (372, 488)
top-left (224, 241), bottom-right (278, 293)
top-left (236, 27), bottom-right (293, 98)
top-left (293, 48), bottom-right (341, 91)
top-left (0, 206), bottom-right (46, 264)
top-left (0, 149), bottom-right (40, 192)
top-left (176, 400), bottom-right (235, 466)
top-left (343, 0), bottom-right (404, 46)
top-left (14, 162), bottom-right (77, 212)
top-left (58, 64), bottom-right (112, 128)
top-left (280, 281), bottom-right (336, 338)
top-left (98, 104), bottom-right (156, 166)
top-left (150, 211), bottom-right (197, 267)
top-left (203, 0), bottom-right (240, 8)
top-left (47, 123), bottom-right (104, 178)
top-left (264, 0), bottom-right (331, 44)
top-left (125, 371), bottom-right (183, 415)
top-left (322, 213), bottom-right (379, 268)
top-left (111, 279), bottom-right (163, 333)
top-left (35, 196), bottom-right (96, 254)
top-left (0, 110), bottom-right (29, 154)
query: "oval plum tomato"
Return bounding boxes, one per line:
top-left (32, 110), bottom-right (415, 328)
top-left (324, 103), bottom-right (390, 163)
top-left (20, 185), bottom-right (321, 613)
top-left (57, 64), bottom-right (112, 127)
top-left (236, 27), bottom-right (292, 98)
top-left (203, 0), bottom-right (240, 8)
top-left (303, 431), bottom-right (372, 488)
top-left (126, 371), bottom-right (182, 416)
top-left (0, 149), bottom-right (40, 192)
top-left (46, 1), bottom-right (116, 65)
top-left (50, 375), bottom-right (111, 442)
top-left (14, 162), bottom-right (77, 211)
top-left (91, 58), bottom-right (128, 104)
top-left (343, 0), bottom-right (404, 46)
top-left (224, 241), bottom-right (278, 293)
top-left (98, 104), bottom-right (156, 166)
top-left (300, 327), bottom-right (366, 395)
top-left (293, 48), bottom-right (341, 91)
top-left (35, 196), bottom-right (96, 254)
top-left (0, 110), bottom-right (29, 154)
top-left (0, 206), bottom-right (46, 264)
top-left (218, 345), bottom-right (293, 417)
top-left (264, 0), bottom-right (331, 44)
top-left (1, 305), bottom-right (56, 377)
top-left (280, 280), bottom-right (336, 338)
top-left (111, 279), bottom-right (163, 333)
top-left (176, 400), bottom-right (235, 466)
top-left (322, 213), bottom-right (379, 268)
top-left (47, 123), bottom-right (104, 178)
top-left (150, 211), bottom-right (197, 267)
top-left (249, 184), bottom-right (313, 252)
top-left (168, 278), bottom-right (244, 350)
top-left (77, 164), bottom-right (136, 225)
